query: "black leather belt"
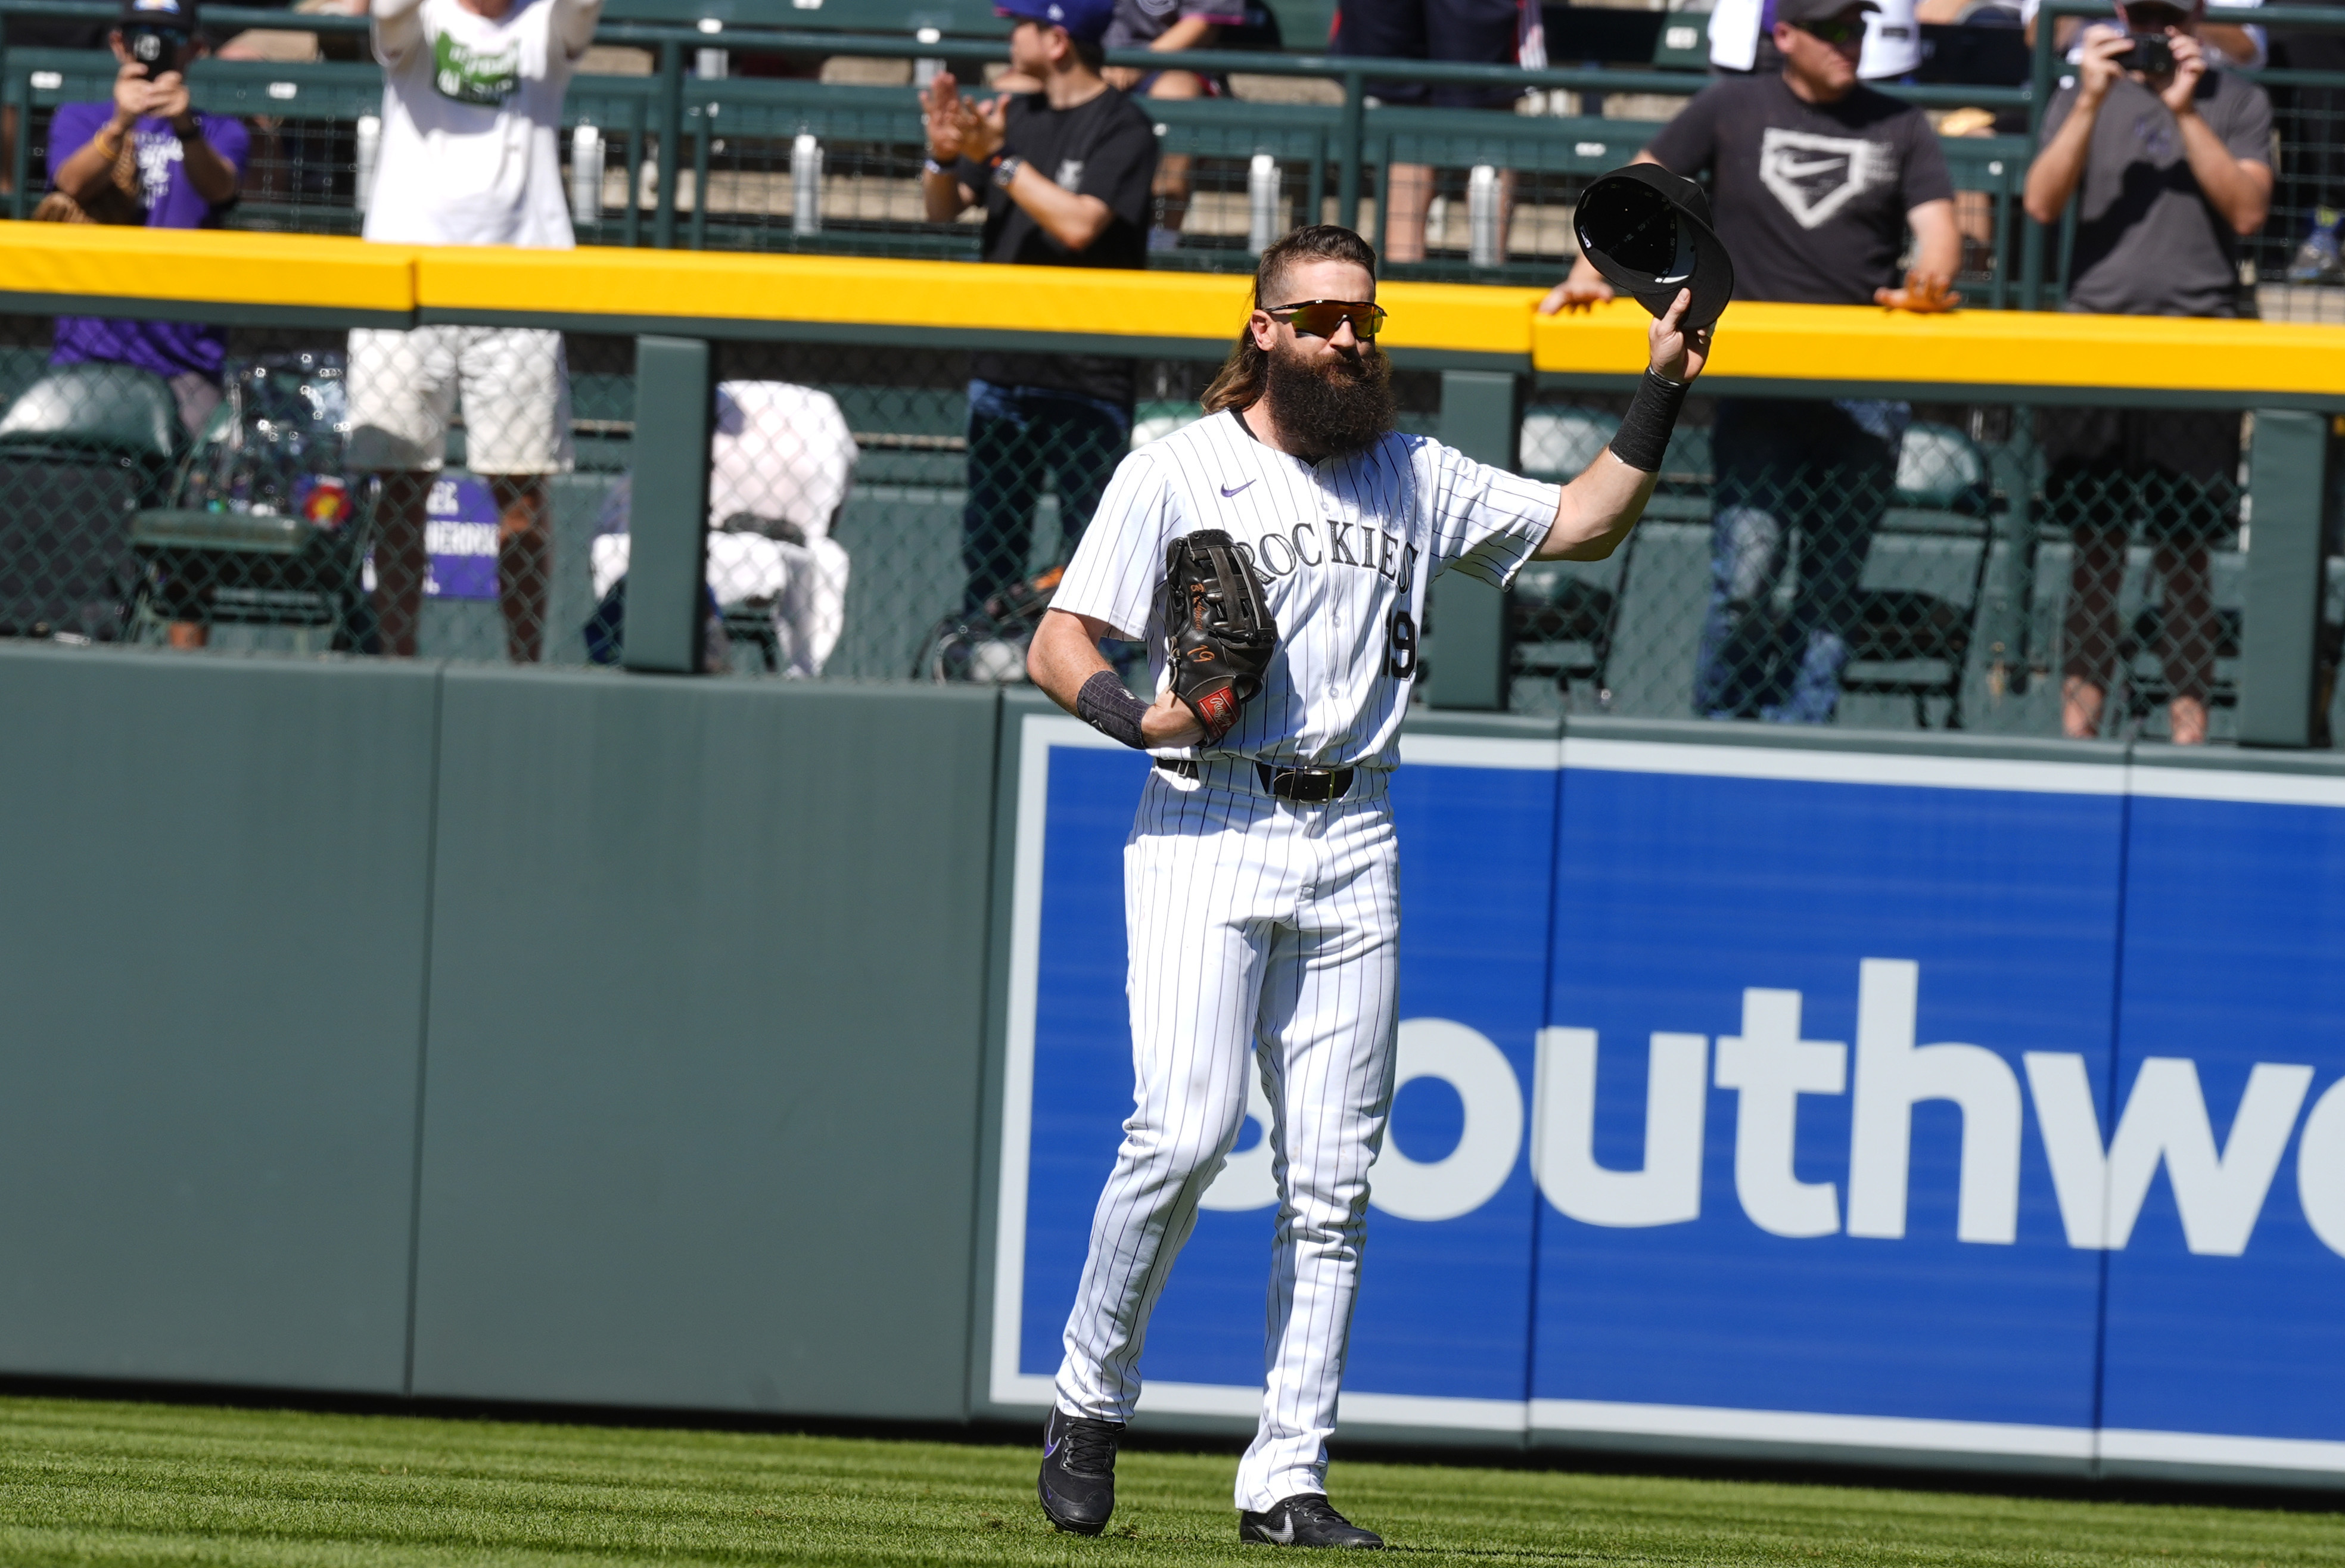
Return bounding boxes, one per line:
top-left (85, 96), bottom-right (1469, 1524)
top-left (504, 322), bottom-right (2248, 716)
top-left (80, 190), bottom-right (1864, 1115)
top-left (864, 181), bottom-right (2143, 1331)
top-left (1155, 757), bottom-right (1356, 802)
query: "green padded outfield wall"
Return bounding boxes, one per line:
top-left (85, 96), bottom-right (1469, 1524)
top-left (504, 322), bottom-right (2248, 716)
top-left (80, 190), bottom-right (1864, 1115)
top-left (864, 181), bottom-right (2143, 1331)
top-left (407, 670), bottom-right (1001, 1418)
top-left (0, 646), bottom-right (1004, 1416)
top-left (0, 646), bottom-right (438, 1393)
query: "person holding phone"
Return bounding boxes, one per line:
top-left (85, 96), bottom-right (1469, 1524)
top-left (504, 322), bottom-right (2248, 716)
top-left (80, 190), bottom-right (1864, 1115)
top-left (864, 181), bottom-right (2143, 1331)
top-left (2022, 0), bottom-right (2271, 745)
top-left (45, 0), bottom-right (248, 443)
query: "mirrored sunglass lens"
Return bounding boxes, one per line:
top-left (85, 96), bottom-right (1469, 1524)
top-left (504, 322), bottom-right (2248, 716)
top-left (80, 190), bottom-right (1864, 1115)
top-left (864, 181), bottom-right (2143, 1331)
top-left (1286, 303), bottom-right (1380, 338)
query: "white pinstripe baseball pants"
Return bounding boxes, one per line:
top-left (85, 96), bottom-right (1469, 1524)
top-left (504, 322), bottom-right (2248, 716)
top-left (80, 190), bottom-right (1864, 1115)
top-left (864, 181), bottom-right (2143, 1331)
top-left (1054, 760), bottom-right (1400, 1511)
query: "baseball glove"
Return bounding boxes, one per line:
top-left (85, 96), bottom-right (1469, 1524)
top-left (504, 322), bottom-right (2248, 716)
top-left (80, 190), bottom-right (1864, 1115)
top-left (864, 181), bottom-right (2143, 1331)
top-left (1163, 529), bottom-right (1279, 745)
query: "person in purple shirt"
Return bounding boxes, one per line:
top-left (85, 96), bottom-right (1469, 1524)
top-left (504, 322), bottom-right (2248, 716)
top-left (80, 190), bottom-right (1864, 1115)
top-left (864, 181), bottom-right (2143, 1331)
top-left (47, 0), bottom-right (248, 441)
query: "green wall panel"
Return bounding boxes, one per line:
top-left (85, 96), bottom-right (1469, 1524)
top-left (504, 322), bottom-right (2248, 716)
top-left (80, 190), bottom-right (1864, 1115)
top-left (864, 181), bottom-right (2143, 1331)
top-left (409, 669), bottom-right (1001, 1417)
top-left (0, 646), bottom-right (436, 1392)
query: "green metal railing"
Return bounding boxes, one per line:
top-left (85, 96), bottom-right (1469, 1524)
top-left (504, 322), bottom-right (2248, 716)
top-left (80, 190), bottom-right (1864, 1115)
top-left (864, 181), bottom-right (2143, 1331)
top-left (8, 0), bottom-right (2345, 305)
top-left (0, 0), bottom-right (2033, 285)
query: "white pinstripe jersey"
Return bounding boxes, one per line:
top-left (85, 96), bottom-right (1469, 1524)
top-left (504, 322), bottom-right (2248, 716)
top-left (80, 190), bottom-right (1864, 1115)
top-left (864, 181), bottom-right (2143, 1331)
top-left (1053, 407), bottom-right (1562, 770)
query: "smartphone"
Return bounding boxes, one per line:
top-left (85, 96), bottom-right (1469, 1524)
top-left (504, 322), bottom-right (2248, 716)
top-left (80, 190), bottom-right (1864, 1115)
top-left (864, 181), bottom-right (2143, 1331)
top-left (2115, 32), bottom-right (2175, 74)
top-left (122, 23), bottom-right (185, 79)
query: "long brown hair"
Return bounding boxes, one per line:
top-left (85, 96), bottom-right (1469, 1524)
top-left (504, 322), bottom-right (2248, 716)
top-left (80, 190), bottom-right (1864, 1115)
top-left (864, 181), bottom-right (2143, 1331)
top-left (1199, 225), bottom-right (1380, 415)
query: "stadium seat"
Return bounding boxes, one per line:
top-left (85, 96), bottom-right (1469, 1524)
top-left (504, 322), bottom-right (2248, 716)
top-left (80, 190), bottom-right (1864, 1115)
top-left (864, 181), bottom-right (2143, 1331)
top-left (0, 362), bottom-right (180, 640)
top-left (1840, 421), bottom-right (1997, 729)
top-left (123, 353), bottom-right (375, 654)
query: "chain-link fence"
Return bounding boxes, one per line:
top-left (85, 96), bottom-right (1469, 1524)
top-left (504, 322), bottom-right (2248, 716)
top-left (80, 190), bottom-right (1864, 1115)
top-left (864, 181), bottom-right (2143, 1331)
top-left (2, 305), bottom-right (2324, 744)
top-left (1507, 389), bottom-right (2272, 743)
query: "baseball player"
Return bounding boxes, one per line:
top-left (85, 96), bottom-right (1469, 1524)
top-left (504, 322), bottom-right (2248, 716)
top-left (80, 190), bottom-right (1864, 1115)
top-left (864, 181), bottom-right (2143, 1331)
top-left (1024, 223), bottom-right (1710, 1547)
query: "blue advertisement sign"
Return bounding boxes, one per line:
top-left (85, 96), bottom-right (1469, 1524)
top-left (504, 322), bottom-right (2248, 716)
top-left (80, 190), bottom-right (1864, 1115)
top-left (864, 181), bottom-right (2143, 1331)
top-left (988, 717), bottom-right (2345, 1477)
top-left (2099, 769), bottom-right (2345, 1474)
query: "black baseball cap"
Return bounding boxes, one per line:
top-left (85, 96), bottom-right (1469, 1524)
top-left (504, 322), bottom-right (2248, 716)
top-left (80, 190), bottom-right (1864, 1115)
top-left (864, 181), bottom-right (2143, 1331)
top-left (1772, 0), bottom-right (1878, 24)
top-left (1574, 163), bottom-right (1735, 331)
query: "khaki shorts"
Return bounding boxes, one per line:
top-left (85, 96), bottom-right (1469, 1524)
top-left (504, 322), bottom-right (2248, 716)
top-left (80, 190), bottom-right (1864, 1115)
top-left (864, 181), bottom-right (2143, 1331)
top-left (346, 325), bottom-right (574, 475)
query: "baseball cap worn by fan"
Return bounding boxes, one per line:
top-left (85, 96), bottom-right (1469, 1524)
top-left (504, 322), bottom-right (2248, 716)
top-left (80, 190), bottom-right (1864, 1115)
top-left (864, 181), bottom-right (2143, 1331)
top-left (120, 0), bottom-right (198, 27)
top-left (995, 0), bottom-right (1114, 43)
top-left (1574, 163), bottom-right (1736, 331)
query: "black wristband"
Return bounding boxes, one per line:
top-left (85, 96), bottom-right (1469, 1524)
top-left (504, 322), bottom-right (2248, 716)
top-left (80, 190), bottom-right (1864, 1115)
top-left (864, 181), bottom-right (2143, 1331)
top-left (1609, 368), bottom-right (1691, 474)
top-left (1076, 669), bottom-right (1150, 750)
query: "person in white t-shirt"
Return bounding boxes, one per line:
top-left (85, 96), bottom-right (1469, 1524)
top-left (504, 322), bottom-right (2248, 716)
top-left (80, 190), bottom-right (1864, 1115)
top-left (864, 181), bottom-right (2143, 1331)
top-left (348, 0), bottom-right (601, 662)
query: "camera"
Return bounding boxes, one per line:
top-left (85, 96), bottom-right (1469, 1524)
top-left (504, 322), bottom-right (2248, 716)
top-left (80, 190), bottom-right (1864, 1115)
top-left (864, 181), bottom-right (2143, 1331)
top-left (122, 23), bottom-right (188, 78)
top-left (2115, 32), bottom-right (2175, 74)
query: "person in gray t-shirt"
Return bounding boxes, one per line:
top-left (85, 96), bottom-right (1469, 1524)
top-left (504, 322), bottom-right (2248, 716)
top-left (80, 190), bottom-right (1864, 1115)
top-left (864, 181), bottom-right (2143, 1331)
top-left (2022, 0), bottom-right (2272, 746)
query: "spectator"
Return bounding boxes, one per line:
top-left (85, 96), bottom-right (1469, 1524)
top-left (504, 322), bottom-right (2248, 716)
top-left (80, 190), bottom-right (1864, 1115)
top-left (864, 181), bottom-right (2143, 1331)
top-left (2021, 1), bottom-right (2270, 745)
top-left (919, 0), bottom-right (1158, 613)
top-left (46, 0), bottom-right (247, 440)
top-left (347, 0), bottom-right (602, 663)
top-left (1330, 0), bottom-right (1540, 265)
top-left (1542, 0), bottom-right (1960, 724)
top-left (1102, 0), bottom-right (1245, 248)
top-left (45, 0), bottom-right (250, 652)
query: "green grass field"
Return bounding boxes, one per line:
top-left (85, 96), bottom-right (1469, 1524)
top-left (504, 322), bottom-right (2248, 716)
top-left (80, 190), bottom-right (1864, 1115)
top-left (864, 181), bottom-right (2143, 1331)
top-left (0, 1395), bottom-right (2335, 1567)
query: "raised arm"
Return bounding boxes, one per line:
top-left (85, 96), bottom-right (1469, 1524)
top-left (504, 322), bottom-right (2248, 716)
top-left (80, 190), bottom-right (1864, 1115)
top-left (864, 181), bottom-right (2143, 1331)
top-left (553, 0), bottom-right (604, 60)
top-left (2025, 26), bottom-right (2125, 223)
top-left (958, 95), bottom-right (1118, 251)
top-left (1535, 288), bottom-right (1709, 562)
top-left (2163, 33), bottom-right (2271, 234)
top-left (372, 0), bottom-right (426, 66)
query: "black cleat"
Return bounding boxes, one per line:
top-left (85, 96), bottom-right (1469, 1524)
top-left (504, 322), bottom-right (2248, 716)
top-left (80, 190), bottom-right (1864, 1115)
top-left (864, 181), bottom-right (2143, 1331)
top-left (1239, 1493), bottom-right (1383, 1548)
top-left (1036, 1407), bottom-right (1124, 1535)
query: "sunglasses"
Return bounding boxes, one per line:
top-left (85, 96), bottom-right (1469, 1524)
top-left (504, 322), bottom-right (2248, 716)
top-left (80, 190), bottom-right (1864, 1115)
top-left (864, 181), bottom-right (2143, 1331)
top-left (1793, 17), bottom-right (1867, 44)
top-left (1262, 299), bottom-right (1386, 340)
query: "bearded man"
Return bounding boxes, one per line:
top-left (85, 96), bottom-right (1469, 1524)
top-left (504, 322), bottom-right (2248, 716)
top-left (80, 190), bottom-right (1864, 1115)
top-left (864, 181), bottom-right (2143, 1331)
top-left (1021, 223), bottom-right (1711, 1547)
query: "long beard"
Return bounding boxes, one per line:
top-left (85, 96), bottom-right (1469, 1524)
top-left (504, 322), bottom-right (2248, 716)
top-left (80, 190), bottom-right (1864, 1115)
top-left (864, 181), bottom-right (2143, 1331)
top-left (1261, 342), bottom-right (1395, 461)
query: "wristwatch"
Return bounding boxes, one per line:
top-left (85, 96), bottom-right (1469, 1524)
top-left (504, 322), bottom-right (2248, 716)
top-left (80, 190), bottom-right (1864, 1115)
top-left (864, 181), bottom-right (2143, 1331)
top-left (993, 155), bottom-right (1024, 191)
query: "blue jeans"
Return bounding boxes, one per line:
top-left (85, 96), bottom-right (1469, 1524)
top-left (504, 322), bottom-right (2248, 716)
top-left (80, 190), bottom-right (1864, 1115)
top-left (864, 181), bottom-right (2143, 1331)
top-left (1693, 397), bottom-right (1904, 723)
top-left (962, 379), bottom-right (1131, 612)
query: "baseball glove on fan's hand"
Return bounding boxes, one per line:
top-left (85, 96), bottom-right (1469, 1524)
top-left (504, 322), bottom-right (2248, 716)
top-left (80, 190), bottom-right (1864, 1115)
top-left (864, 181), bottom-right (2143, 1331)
top-left (1164, 528), bottom-right (1279, 745)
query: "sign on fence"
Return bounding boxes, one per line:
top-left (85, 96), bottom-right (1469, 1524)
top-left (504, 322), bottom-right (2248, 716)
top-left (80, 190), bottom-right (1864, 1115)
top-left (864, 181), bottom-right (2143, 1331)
top-left (988, 717), bottom-right (2345, 1477)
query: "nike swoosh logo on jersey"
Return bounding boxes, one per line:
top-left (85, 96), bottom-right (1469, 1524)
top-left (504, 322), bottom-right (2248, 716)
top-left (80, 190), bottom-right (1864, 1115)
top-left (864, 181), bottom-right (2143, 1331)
top-left (1221, 480), bottom-right (1258, 498)
top-left (1772, 154), bottom-right (1848, 179)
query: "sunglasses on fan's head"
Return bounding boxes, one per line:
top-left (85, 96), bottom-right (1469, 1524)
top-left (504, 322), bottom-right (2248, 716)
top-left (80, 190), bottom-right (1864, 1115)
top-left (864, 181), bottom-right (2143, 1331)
top-left (1263, 299), bottom-right (1386, 340)
top-left (1793, 15), bottom-right (1867, 44)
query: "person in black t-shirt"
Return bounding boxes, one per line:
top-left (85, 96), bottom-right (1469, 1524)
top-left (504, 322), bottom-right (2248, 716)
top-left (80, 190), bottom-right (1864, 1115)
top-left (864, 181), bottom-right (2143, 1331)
top-left (1541, 0), bottom-right (1961, 724)
top-left (920, 0), bottom-right (1160, 612)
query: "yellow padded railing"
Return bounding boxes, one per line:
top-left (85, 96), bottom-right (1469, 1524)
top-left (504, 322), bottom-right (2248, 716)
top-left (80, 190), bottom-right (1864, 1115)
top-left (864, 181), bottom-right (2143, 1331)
top-left (5, 220), bottom-right (2345, 395)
